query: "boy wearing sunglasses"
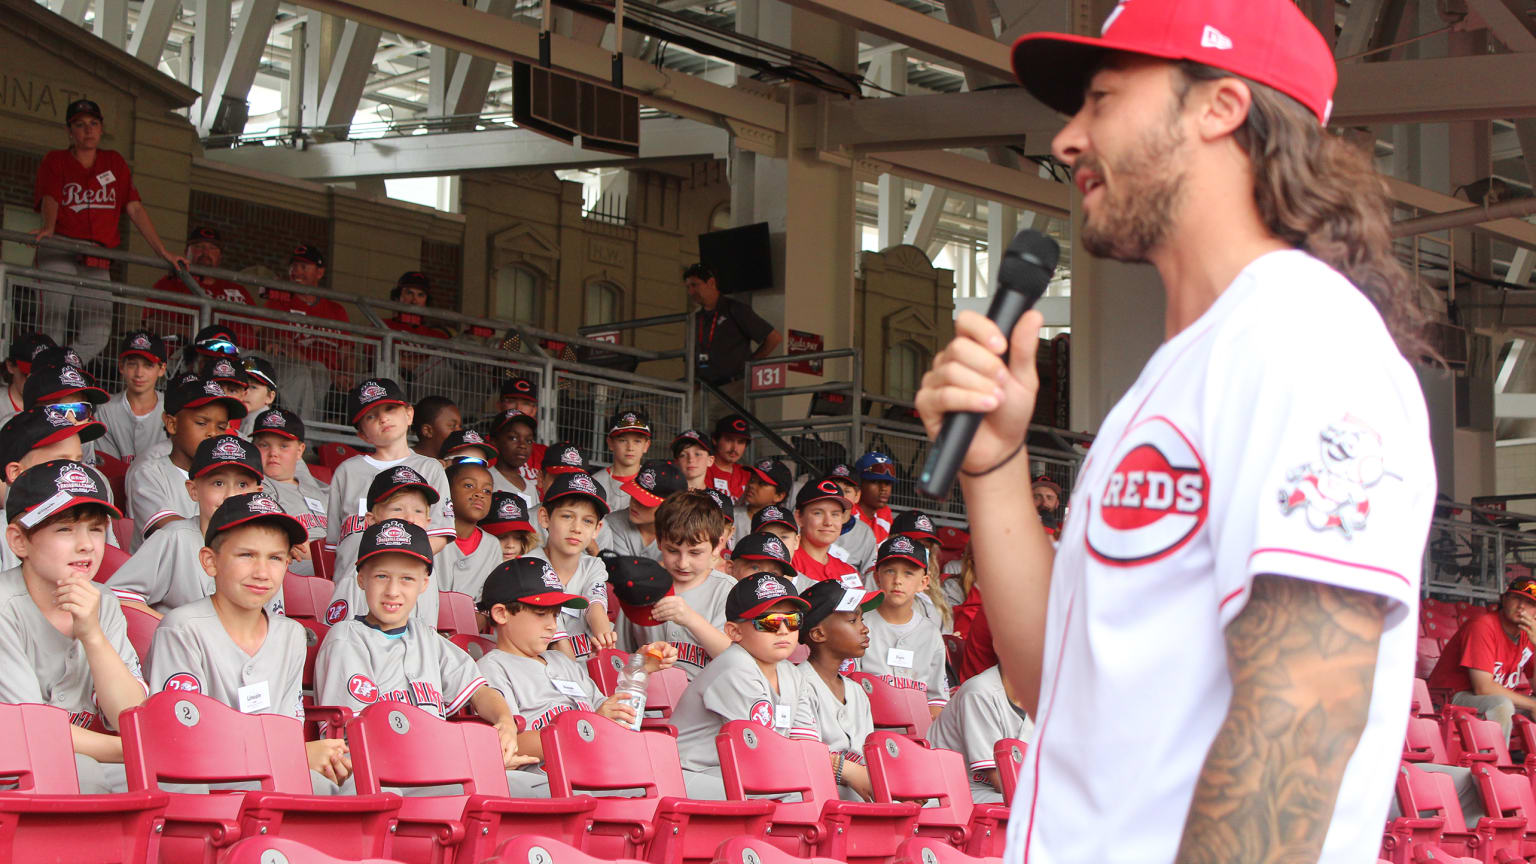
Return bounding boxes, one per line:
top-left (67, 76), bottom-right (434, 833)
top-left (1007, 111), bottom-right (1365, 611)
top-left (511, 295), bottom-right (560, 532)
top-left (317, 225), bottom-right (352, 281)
top-left (96, 330), bottom-right (167, 463)
top-left (252, 408), bottom-right (328, 575)
top-left (670, 571), bottom-right (809, 800)
top-left (434, 457), bottom-right (502, 602)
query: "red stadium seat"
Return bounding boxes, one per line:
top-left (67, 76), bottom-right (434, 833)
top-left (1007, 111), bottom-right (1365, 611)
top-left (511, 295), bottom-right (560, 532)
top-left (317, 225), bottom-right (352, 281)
top-left (308, 462), bottom-right (334, 485)
top-left (121, 603), bottom-right (160, 665)
top-left (310, 539), bottom-right (336, 581)
top-left (96, 452), bottom-right (129, 508)
top-left (588, 649), bottom-right (630, 696)
top-left (96, 543), bottom-right (131, 584)
top-left (1384, 762), bottom-right (1520, 864)
top-left (437, 590), bottom-right (480, 638)
top-left (540, 710), bottom-right (775, 864)
top-left (119, 691), bottom-right (400, 864)
top-left (1404, 718), bottom-right (1451, 765)
top-left (863, 732), bottom-right (1009, 858)
top-left (488, 835), bottom-right (651, 864)
top-left (711, 836), bottom-right (847, 864)
top-left (111, 517), bottom-right (134, 551)
top-left (1413, 679), bottom-right (1438, 720)
top-left (284, 571), bottom-right (334, 622)
top-left (318, 443), bottom-right (363, 470)
top-left (1470, 764), bottom-right (1536, 860)
top-left (296, 618), bottom-right (328, 690)
top-left (715, 720), bottom-right (919, 864)
top-left (448, 633), bottom-right (496, 661)
top-left (641, 667), bottom-right (690, 737)
top-left (847, 673), bottom-right (933, 741)
top-left (992, 739), bottom-right (1026, 807)
top-left (942, 635), bottom-right (964, 677)
top-left (893, 836), bottom-right (1002, 864)
top-left (303, 701), bottom-right (352, 742)
top-left (346, 703), bottom-right (596, 864)
top-left (0, 703), bottom-right (169, 864)
top-left (1453, 715), bottom-right (1516, 770)
top-left (1418, 638), bottom-right (1443, 680)
top-left (222, 836), bottom-right (403, 864)
top-left (1513, 717), bottom-right (1536, 777)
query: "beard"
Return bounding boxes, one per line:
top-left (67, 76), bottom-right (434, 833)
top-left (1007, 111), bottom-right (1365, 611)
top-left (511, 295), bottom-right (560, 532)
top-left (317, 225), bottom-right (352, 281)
top-left (1077, 117), bottom-right (1189, 264)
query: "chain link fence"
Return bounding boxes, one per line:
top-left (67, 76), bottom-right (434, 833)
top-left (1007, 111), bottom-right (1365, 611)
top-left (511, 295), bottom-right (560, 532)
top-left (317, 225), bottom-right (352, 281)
top-left (550, 364), bottom-right (691, 469)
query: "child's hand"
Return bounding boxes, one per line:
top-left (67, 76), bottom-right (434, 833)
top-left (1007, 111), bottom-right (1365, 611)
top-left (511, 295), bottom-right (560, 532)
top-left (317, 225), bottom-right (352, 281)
top-left (495, 719), bottom-right (539, 769)
top-left (590, 618), bottom-right (617, 651)
top-left (640, 641), bottom-right (678, 672)
top-left (290, 544), bottom-right (312, 562)
top-left (648, 597), bottom-right (695, 627)
top-left (305, 738), bottom-right (352, 784)
top-left (597, 693), bottom-right (638, 727)
top-left (56, 573), bottom-right (103, 643)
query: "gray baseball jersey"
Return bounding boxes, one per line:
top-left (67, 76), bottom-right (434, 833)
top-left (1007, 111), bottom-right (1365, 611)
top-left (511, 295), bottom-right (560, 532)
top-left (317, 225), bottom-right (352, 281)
top-left (324, 533), bottom-right (440, 628)
top-left (671, 643), bottom-right (802, 773)
top-left (831, 520), bottom-right (878, 576)
top-left (526, 548), bottom-right (609, 658)
top-left (477, 647), bottom-right (603, 731)
top-left (927, 665), bottom-right (1033, 804)
top-left (615, 570), bottom-right (733, 679)
top-left (107, 518), bottom-right (284, 616)
top-left (314, 617), bottom-right (486, 718)
top-left (124, 440), bottom-right (194, 550)
top-left (789, 662), bottom-right (874, 766)
top-left (96, 391), bottom-right (166, 463)
top-left (591, 467), bottom-right (633, 514)
top-left (595, 508), bottom-right (659, 561)
top-left (263, 476), bottom-right (329, 577)
top-left (0, 392), bottom-right (16, 430)
top-left (858, 607), bottom-right (949, 708)
top-left (433, 528), bottom-right (505, 600)
top-left (730, 507), bottom-right (752, 549)
top-left (147, 596), bottom-right (307, 722)
top-left (0, 566), bottom-right (145, 729)
top-left (324, 454), bottom-right (455, 548)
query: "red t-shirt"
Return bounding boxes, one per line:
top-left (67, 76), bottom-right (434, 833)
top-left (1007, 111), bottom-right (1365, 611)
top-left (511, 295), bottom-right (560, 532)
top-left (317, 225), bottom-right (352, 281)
top-left (957, 600), bottom-right (997, 683)
top-left (145, 274), bottom-right (258, 347)
top-left (855, 505), bottom-right (892, 543)
top-left (793, 548), bottom-right (860, 586)
top-left (455, 531), bottom-right (483, 556)
top-left (34, 149), bottom-right (140, 248)
top-left (1428, 610), bottom-right (1533, 693)
top-left (264, 292), bottom-right (349, 366)
top-left (707, 462), bottom-right (751, 503)
top-left (387, 314), bottom-right (451, 340)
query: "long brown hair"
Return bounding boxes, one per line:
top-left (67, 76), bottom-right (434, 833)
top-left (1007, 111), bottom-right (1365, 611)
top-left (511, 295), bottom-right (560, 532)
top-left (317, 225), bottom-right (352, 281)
top-left (1176, 62), bottom-right (1429, 360)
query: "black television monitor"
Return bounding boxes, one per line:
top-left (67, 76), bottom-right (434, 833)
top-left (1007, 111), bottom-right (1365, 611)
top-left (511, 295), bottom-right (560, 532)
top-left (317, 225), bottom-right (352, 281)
top-left (698, 222), bottom-right (773, 295)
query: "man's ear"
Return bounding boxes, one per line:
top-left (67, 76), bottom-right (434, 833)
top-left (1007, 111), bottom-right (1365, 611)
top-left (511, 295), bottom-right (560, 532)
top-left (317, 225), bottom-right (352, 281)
top-left (1195, 75), bottom-right (1252, 143)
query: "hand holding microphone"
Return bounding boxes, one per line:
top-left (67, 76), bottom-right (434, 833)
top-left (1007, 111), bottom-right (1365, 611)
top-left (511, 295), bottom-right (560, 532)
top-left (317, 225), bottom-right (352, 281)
top-left (916, 230), bottom-right (1059, 500)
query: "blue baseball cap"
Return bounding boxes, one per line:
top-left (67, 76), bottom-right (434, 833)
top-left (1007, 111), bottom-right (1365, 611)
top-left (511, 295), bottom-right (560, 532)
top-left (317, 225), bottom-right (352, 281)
top-left (854, 451), bottom-right (896, 482)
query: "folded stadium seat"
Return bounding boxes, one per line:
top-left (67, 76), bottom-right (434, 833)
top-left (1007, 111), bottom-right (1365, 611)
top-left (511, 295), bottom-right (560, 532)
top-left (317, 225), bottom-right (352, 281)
top-left (296, 619), bottom-right (328, 691)
top-left (346, 703), bottom-right (596, 864)
top-left (121, 604), bottom-right (160, 667)
top-left (991, 739), bottom-right (1026, 807)
top-left (119, 691), bottom-right (401, 864)
top-left (1470, 764), bottom-right (1536, 860)
top-left (1442, 706), bottom-right (1484, 762)
top-left (714, 721), bottom-right (919, 864)
top-left (318, 443), bottom-right (363, 471)
top-left (302, 700), bottom-right (352, 742)
top-left (711, 836), bottom-right (847, 864)
top-left (942, 635), bottom-right (965, 675)
top-left (436, 591), bottom-right (480, 638)
top-left (862, 732), bottom-right (1009, 858)
top-left (1511, 718), bottom-right (1536, 778)
top-left (95, 543), bottom-right (131, 584)
top-left (1384, 762), bottom-right (1524, 864)
top-left (588, 649), bottom-right (630, 696)
top-left (846, 673), bottom-right (934, 741)
top-left (447, 633), bottom-right (495, 661)
top-left (641, 667), bottom-right (690, 738)
top-left (1452, 716), bottom-right (1518, 771)
top-left (0, 703), bottom-right (169, 864)
top-left (486, 835), bottom-right (650, 864)
top-left (1419, 637), bottom-right (1444, 676)
top-left (540, 710), bottom-right (775, 864)
top-left (222, 836), bottom-right (404, 864)
top-left (310, 539), bottom-right (336, 581)
top-left (284, 572), bottom-right (335, 623)
top-left (96, 453), bottom-right (129, 507)
top-left (935, 527), bottom-right (969, 551)
top-left (1414, 679), bottom-right (1440, 721)
top-left (892, 836), bottom-right (1002, 864)
top-left (1405, 718), bottom-right (1452, 765)
top-left (111, 517), bottom-right (134, 551)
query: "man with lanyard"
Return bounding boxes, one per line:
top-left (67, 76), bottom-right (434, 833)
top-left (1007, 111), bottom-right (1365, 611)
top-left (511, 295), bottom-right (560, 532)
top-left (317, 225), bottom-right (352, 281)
top-left (916, 1), bottom-right (1435, 861)
top-left (685, 263), bottom-right (781, 386)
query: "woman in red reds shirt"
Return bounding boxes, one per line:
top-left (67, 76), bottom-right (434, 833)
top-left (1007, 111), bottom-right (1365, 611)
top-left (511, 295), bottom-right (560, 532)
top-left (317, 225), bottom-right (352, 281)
top-left (1427, 575), bottom-right (1536, 738)
top-left (31, 99), bottom-right (186, 366)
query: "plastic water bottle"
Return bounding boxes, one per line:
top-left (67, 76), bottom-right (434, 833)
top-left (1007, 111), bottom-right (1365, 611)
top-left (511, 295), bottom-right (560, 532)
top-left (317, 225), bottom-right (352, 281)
top-left (614, 653), bottom-right (648, 731)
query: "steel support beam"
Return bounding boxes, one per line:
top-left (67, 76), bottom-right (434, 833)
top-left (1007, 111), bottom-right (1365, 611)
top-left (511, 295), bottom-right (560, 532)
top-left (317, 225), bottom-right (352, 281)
top-left (128, 0), bottom-right (183, 64)
top-left (869, 150), bottom-right (1069, 216)
top-left (192, 0), bottom-right (232, 108)
top-left (57, 0), bottom-right (92, 27)
top-left (1335, 0), bottom-right (1395, 58)
top-left (1332, 53), bottom-right (1536, 125)
top-left (197, 0), bottom-right (280, 135)
top-left (902, 184), bottom-right (948, 250)
top-left (1465, 0), bottom-right (1536, 52)
top-left (776, 0), bottom-right (1012, 80)
top-left (94, 0), bottom-right (129, 49)
top-left (1385, 176), bottom-right (1536, 249)
top-left (817, 87), bottom-right (1058, 153)
top-left (316, 18), bottom-right (382, 134)
top-left (201, 117), bottom-right (731, 179)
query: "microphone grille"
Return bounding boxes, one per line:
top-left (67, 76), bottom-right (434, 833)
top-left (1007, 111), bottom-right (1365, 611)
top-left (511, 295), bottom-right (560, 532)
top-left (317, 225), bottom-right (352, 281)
top-left (1005, 229), bottom-right (1060, 273)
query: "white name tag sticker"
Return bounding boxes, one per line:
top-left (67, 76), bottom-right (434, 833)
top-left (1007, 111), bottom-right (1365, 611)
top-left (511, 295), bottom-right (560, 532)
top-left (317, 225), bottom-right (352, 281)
top-left (562, 606), bottom-right (581, 617)
top-left (19, 490), bottom-right (73, 528)
top-left (552, 679), bottom-right (586, 698)
top-left (238, 680), bottom-right (272, 714)
top-left (835, 589), bottom-right (863, 612)
top-left (887, 648), bottom-right (914, 669)
top-left (95, 170), bottom-right (115, 187)
top-left (713, 477), bottom-right (730, 492)
top-left (304, 496), bottom-right (327, 515)
top-left (838, 573), bottom-right (864, 590)
top-left (774, 703), bottom-right (791, 730)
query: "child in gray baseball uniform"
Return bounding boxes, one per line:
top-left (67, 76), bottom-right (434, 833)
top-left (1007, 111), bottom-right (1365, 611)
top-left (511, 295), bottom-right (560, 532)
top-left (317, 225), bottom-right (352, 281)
top-left (0, 405), bottom-right (112, 571)
top-left (730, 460), bottom-right (792, 549)
top-left (859, 535), bottom-right (949, 718)
top-left (475, 557), bottom-right (679, 791)
top-left (0, 460), bottom-right (145, 793)
top-left (124, 377), bottom-right (247, 549)
top-left (95, 330), bottom-right (167, 464)
top-left (325, 378), bottom-right (455, 556)
top-left (488, 410), bottom-right (540, 511)
top-left (671, 429), bottom-right (715, 492)
top-left (435, 459), bottom-right (503, 601)
top-left (669, 572), bottom-right (810, 800)
top-left (789, 580), bottom-right (883, 802)
top-left (252, 408), bottom-right (328, 576)
top-left (313, 520), bottom-right (539, 791)
top-left (887, 510), bottom-right (954, 635)
top-left (481, 491), bottom-right (539, 561)
top-left (591, 409), bottom-right (653, 513)
top-left (325, 467), bottom-right (441, 627)
top-left (730, 532), bottom-right (799, 584)
top-left (928, 663), bottom-right (1033, 804)
top-left (611, 493), bottom-right (735, 679)
top-left (529, 471), bottom-right (615, 660)
top-left (109, 434), bottom-right (269, 616)
top-left (751, 505), bottom-right (800, 557)
top-left (596, 460), bottom-right (685, 562)
top-left (146, 492), bottom-right (351, 794)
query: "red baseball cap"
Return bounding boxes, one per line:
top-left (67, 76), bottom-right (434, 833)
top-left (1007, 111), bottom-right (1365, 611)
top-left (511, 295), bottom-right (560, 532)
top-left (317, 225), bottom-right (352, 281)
top-left (1010, 0), bottom-right (1337, 125)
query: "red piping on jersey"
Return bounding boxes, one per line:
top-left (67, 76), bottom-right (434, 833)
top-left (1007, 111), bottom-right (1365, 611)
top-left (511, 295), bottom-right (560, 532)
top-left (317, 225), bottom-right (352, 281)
top-left (445, 675), bottom-right (488, 716)
top-left (1218, 586), bottom-right (1246, 611)
top-left (1023, 586), bottom-right (1078, 863)
top-left (1247, 547), bottom-right (1409, 586)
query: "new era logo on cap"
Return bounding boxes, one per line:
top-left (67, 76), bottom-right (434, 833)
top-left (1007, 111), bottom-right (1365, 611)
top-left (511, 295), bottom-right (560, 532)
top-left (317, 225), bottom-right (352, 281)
top-left (374, 522), bottom-right (414, 546)
top-left (1200, 25), bottom-right (1232, 50)
top-left (755, 574), bottom-right (788, 601)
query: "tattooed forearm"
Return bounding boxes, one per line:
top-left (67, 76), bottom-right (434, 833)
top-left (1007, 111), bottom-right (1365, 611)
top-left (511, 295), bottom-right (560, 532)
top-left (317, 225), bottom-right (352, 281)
top-left (1173, 575), bottom-right (1387, 864)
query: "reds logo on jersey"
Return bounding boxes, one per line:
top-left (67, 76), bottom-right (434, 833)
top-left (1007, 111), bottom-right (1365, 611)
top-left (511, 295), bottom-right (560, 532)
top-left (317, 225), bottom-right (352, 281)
top-left (326, 600), bottom-right (349, 625)
top-left (1278, 416), bottom-right (1395, 538)
top-left (164, 672), bottom-right (201, 693)
top-left (60, 182), bottom-right (116, 212)
top-left (348, 674), bottom-right (379, 704)
top-left (1085, 417), bottom-right (1209, 566)
top-left (748, 699), bottom-right (774, 728)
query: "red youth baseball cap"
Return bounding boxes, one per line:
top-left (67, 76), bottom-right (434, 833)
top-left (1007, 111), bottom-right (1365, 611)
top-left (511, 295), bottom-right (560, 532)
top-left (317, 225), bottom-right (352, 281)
top-left (1010, 0), bottom-right (1338, 125)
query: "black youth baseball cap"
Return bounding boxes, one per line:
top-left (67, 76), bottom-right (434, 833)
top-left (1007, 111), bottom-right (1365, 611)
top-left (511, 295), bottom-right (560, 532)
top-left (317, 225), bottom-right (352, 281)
top-left (795, 478), bottom-right (851, 512)
top-left (480, 492), bottom-right (536, 536)
top-left (622, 460), bottom-right (687, 509)
top-left (733, 532), bottom-right (796, 576)
top-left (0, 408), bottom-right (104, 468)
top-left (478, 557), bottom-right (588, 611)
top-left (242, 356), bottom-right (279, 391)
top-left (357, 519), bottom-right (434, 573)
top-left (703, 488), bottom-right (736, 521)
top-left (252, 407), bottom-right (306, 443)
top-left (748, 459), bottom-right (792, 491)
top-left (347, 378), bottom-right (408, 425)
top-left (441, 429), bottom-right (498, 465)
top-left (608, 409), bottom-right (652, 438)
top-left (604, 555), bottom-right (674, 626)
top-left (492, 409), bottom-right (538, 438)
top-left (726, 572), bottom-right (809, 621)
top-left (367, 465), bottom-right (441, 510)
top-left (200, 355), bottom-right (249, 389)
top-left (891, 510), bottom-right (940, 545)
top-left (541, 442), bottom-right (588, 475)
top-left (191, 434), bottom-right (263, 480)
top-left (164, 377), bottom-right (247, 418)
top-left (671, 429), bottom-right (714, 457)
top-left (205, 492), bottom-right (306, 547)
top-left (876, 534), bottom-right (929, 570)
top-left (119, 330), bottom-right (167, 364)
top-left (8, 459), bottom-right (119, 527)
top-left (23, 362), bottom-right (108, 407)
top-left (542, 470), bottom-right (609, 517)
top-left (798, 580), bottom-right (883, 644)
top-left (751, 504), bottom-right (798, 535)
top-left (7, 332), bottom-right (56, 372)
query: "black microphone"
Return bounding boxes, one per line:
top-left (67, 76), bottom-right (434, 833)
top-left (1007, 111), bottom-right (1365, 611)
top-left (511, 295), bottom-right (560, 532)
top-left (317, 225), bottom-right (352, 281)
top-left (917, 229), bottom-right (1060, 500)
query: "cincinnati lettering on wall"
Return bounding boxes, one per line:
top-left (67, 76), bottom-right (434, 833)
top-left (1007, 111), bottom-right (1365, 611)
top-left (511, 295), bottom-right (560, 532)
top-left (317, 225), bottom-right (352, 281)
top-left (0, 71), bottom-right (90, 123)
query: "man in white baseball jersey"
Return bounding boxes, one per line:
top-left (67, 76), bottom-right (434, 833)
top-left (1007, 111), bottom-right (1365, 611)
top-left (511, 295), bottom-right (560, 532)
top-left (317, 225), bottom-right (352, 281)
top-left (252, 407), bottom-right (328, 576)
top-left (916, 1), bottom-right (1435, 860)
top-left (146, 491), bottom-right (350, 793)
top-left (95, 330), bottom-right (167, 464)
top-left (124, 376), bottom-right (246, 549)
top-left (596, 459), bottom-right (686, 561)
top-left (928, 662), bottom-right (1033, 804)
top-left (789, 580), bottom-right (882, 802)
